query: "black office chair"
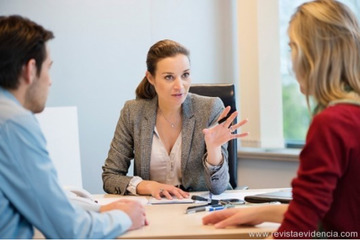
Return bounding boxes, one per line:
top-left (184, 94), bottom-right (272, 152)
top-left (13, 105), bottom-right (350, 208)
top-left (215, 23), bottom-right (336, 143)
top-left (189, 83), bottom-right (238, 189)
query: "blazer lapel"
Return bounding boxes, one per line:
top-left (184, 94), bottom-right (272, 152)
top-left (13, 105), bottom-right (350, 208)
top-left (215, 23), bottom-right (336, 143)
top-left (140, 97), bottom-right (158, 180)
top-left (181, 94), bottom-right (196, 174)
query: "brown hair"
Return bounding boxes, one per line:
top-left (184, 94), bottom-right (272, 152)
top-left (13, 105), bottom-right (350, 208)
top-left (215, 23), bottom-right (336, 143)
top-left (135, 39), bottom-right (190, 99)
top-left (0, 15), bottom-right (54, 89)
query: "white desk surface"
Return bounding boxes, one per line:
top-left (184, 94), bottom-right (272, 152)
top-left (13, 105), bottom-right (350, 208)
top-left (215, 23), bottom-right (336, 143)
top-left (97, 188), bottom-right (283, 239)
top-left (33, 188), bottom-right (284, 239)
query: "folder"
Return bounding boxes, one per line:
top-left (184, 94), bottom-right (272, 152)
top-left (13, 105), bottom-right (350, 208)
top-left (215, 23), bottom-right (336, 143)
top-left (244, 189), bottom-right (292, 204)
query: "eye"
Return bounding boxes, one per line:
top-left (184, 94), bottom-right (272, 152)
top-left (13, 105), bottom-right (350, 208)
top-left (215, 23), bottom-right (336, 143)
top-left (182, 72), bottom-right (190, 78)
top-left (164, 75), bottom-right (174, 80)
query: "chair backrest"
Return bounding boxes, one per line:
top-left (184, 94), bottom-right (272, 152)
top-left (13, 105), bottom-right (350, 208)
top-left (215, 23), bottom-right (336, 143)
top-left (189, 83), bottom-right (238, 188)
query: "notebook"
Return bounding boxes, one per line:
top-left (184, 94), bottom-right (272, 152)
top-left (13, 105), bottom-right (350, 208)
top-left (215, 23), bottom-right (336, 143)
top-left (244, 189), bottom-right (292, 204)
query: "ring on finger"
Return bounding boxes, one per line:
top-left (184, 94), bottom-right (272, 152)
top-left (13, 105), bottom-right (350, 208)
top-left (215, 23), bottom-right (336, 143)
top-left (229, 126), bottom-right (234, 133)
top-left (159, 188), bottom-right (164, 194)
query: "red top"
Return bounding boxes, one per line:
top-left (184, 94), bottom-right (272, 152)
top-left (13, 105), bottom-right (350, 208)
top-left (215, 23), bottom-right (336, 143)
top-left (276, 104), bottom-right (360, 239)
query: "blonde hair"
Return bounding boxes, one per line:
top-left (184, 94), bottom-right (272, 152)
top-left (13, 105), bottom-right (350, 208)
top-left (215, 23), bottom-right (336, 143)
top-left (289, 0), bottom-right (360, 114)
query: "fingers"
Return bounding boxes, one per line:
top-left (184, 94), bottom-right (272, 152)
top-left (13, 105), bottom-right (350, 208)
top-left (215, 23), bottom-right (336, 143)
top-left (221, 111), bottom-right (238, 128)
top-left (153, 190), bottom-right (163, 200)
top-left (171, 189), bottom-right (190, 199)
top-left (232, 132), bottom-right (249, 139)
top-left (228, 118), bottom-right (249, 138)
top-left (203, 209), bottom-right (242, 229)
top-left (217, 106), bottom-right (231, 123)
top-left (202, 209), bottom-right (234, 225)
top-left (202, 213), bottom-right (222, 225)
top-left (214, 215), bottom-right (239, 229)
top-left (161, 190), bottom-right (173, 200)
top-left (230, 118), bottom-right (248, 130)
top-left (153, 185), bottom-right (189, 200)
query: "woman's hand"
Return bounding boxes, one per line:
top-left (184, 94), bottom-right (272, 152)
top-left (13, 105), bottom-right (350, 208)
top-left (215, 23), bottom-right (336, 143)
top-left (202, 204), bottom-right (288, 229)
top-left (202, 206), bottom-right (264, 228)
top-left (203, 106), bottom-right (248, 149)
top-left (136, 180), bottom-right (189, 200)
top-left (202, 106), bottom-right (248, 165)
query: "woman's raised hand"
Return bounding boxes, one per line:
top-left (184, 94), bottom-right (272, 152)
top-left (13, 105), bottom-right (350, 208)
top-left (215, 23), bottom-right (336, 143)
top-left (203, 106), bottom-right (249, 150)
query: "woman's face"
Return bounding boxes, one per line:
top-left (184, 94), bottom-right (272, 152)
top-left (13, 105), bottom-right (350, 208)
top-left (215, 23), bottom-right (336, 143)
top-left (147, 54), bottom-right (191, 108)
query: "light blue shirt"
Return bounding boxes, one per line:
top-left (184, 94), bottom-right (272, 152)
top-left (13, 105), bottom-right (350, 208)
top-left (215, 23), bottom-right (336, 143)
top-left (0, 87), bottom-right (132, 238)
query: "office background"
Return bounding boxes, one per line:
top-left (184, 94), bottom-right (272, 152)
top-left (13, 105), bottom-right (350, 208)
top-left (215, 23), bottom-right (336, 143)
top-left (0, 0), bottom-right (298, 193)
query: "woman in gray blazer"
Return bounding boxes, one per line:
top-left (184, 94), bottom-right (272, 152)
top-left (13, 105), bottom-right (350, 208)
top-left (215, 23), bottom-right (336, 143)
top-left (102, 40), bottom-right (248, 199)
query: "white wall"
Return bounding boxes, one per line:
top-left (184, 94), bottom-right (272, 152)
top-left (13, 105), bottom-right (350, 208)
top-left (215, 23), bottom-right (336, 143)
top-left (0, 0), bottom-right (239, 193)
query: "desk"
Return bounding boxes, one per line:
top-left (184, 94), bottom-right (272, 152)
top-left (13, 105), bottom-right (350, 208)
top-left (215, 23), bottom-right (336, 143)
top-left (98, 188), bottom-right (282, 239)
top-left (34, 188), bottom-right (283, 239)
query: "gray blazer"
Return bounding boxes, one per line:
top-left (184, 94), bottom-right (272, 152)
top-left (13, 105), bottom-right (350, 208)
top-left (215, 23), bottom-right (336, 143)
top-left (102, 93), bottom-right (230, 195)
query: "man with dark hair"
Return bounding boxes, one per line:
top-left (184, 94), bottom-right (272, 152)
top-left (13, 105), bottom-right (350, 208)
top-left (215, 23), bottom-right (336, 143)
top-left (0, 15), bottom-right (147, 238)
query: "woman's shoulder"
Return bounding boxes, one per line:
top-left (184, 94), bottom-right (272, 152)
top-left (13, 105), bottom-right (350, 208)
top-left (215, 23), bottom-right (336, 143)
top-left (120, 98), bottom-right (156, 120)
top-left (312, 103), bottom-right (360, 131)
top-left (123, 98), bottom-right (155, 109)
top-left (187, 93), bottom-right (223, 108)
top-left (316, 103), bottom-right (360, 120)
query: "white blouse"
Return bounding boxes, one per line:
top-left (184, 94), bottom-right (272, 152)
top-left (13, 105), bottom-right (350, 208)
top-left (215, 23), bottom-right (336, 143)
top-left (126, 127), bottom-right (222, 195)
top-left (149, 127), bottom-right (182, 186)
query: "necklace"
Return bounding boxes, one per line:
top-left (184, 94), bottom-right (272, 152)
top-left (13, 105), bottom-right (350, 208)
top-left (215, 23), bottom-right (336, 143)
top-left (158, 109), bottom-right (177, 128)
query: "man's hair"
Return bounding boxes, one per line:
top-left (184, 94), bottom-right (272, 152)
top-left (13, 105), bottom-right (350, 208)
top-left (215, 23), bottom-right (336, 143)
top-left (289, 0), bottom-right (360, 113)
top-left (0, 15), bottom-right (54, 89)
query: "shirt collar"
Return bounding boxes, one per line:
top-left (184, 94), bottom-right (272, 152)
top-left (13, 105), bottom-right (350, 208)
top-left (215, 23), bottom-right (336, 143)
top-left (0, 87), bottom-right (22, 107)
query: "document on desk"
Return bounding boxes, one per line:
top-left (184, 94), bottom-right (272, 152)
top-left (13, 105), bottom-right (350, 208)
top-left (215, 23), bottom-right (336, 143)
top-left (97, 196), bottom-right (148, 206)
top-left (148, 196), bottom-right (194, 205)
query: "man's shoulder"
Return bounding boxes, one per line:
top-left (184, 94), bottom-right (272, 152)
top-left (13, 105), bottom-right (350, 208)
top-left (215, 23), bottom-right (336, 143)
top-left (0, 97), bottom-right (32, 126)
top-left (0, 96), bottom-right (40, 141)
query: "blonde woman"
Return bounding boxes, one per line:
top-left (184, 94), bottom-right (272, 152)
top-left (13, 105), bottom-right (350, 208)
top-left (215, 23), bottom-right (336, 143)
top-left (203, 0), bottom-right (360, 237)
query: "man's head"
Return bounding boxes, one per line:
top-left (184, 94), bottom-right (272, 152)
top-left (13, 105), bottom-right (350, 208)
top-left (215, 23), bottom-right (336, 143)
top-left (0, 15), bottom-right (54, 113)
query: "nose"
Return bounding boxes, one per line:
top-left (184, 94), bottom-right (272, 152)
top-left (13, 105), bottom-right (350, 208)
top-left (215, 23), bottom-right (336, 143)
top-left (173, 76), bottom-right (183, 90)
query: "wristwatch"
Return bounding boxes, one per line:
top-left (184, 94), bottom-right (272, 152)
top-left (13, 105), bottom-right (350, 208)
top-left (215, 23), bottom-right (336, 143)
top-left (126, 176), bottom-right (143, 195)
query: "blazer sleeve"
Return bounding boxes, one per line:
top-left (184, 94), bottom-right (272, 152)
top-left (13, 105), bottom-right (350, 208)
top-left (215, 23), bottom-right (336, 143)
top-left (102, 101), bottom-right (135, 194)
top-left (202, 97), bottom-right (230, 194)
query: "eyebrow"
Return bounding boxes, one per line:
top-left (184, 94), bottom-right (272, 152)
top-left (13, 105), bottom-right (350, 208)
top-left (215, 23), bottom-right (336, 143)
top-left (160, 69), bottom-right (190, 75)
top-left (161, 72), bottom-right (174, 75)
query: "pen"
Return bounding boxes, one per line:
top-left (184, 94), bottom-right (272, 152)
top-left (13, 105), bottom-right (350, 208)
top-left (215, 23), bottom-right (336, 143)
top-left (207, 206), bottom-right (225, 212)
top-left (186, 205), bottom-right (225, 214)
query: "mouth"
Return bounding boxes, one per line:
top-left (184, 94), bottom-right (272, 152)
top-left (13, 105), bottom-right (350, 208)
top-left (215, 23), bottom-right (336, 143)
top-left (172, 93), bottom-right (184, 97)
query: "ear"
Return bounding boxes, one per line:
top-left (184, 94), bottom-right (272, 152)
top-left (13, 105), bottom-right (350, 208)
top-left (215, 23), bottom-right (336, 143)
top-left (145, 71), bottom-right (155, 85)
top-left (20, 59), bottom-right (37, 85)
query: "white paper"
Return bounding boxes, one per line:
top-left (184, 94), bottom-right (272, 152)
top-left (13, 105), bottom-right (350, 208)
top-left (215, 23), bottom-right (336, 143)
top-left (35, 106), bottom-right (82, 187)
top-left (97, 196), bottom-right (149, 206)
top-left (148, 196), bottom-right (194, 205)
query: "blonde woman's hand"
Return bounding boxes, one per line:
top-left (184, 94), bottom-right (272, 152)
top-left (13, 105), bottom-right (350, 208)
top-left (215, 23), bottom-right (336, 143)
top-left (202, 206), bottom-right (264, 228)
top-left (203, 204), bottom-right (287, 229)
